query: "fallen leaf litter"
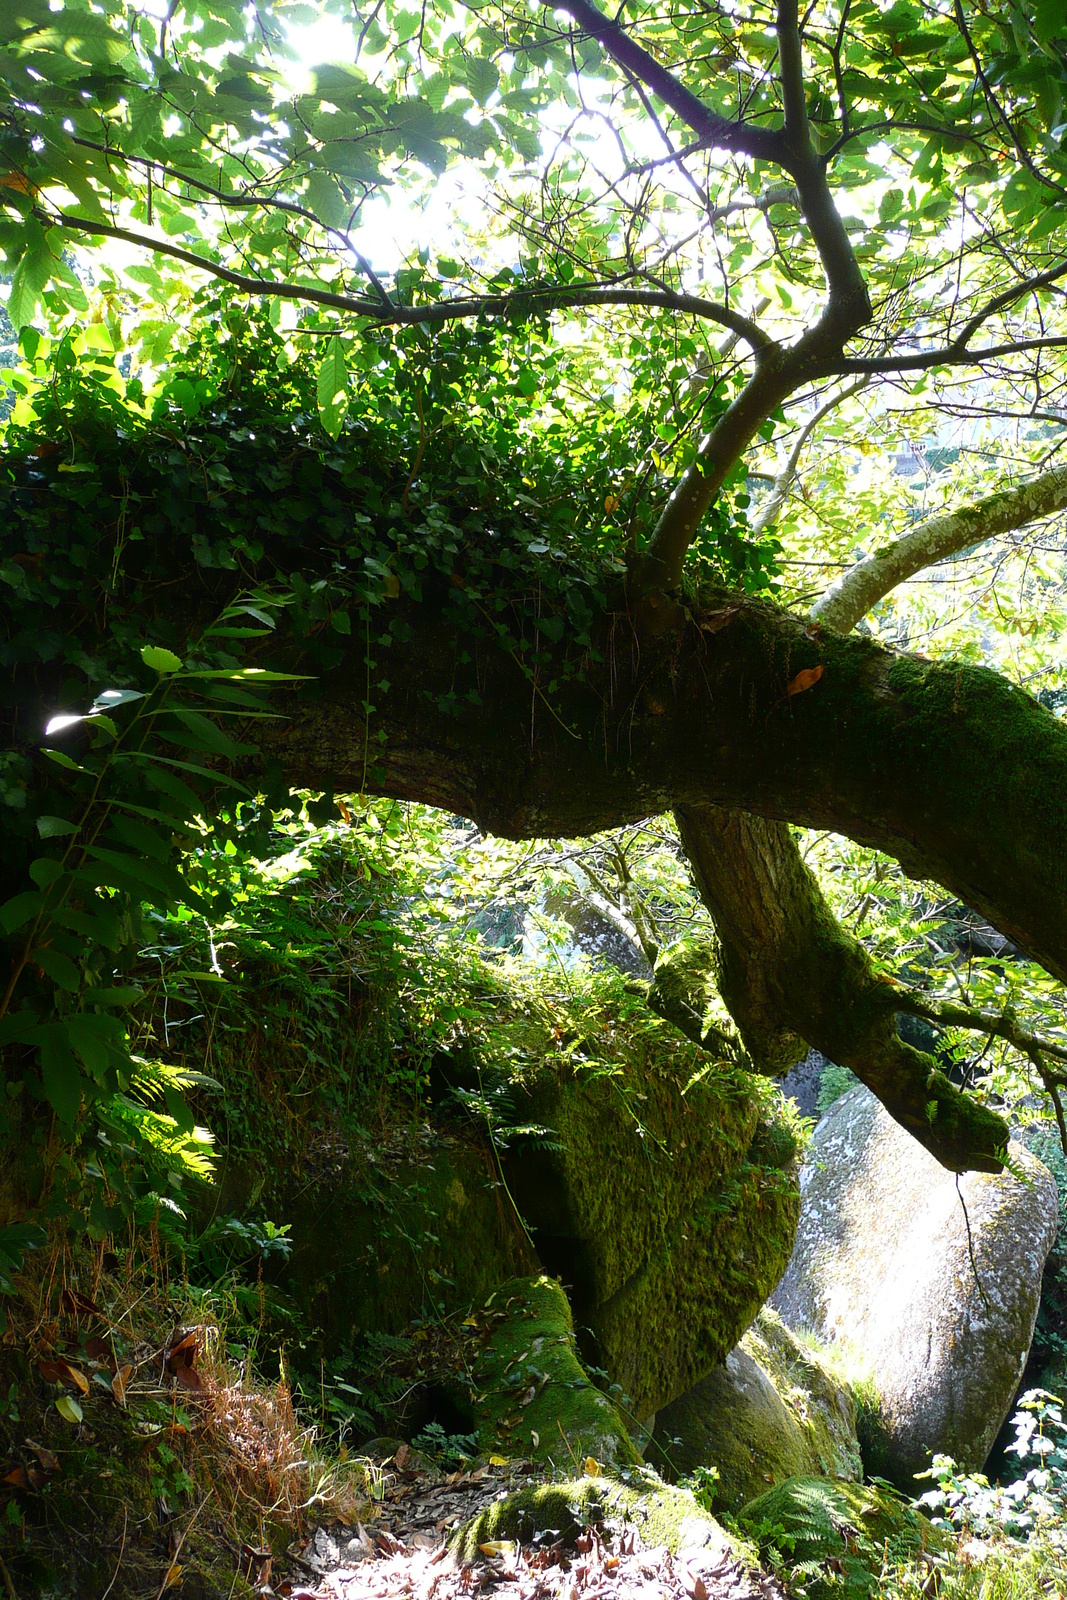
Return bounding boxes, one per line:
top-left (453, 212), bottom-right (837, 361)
top-left (276, 1456), bottom-right (786, 1600)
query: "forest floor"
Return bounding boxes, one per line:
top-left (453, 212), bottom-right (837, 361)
top-left (276, 1459), bottom-right (784, 1600)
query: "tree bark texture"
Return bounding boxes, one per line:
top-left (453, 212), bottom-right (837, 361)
top-left (672, 806), bottom-right (1007, 1171)
top-left (266, 589), bottom-right (1067, 993)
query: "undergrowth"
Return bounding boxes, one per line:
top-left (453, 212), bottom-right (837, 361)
top-left (0, 1231), bottom-right (372, 1598)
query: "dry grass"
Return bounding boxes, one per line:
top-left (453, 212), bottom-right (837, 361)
top-left (0, 1231), bottom-right (372, 1598)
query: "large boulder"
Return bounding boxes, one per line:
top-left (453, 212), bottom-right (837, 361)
top-left (772, 1084), bottom-right (1059, 1485)
top-left (500, 1040), bottom-right (801, 1421)
top-left (649, 1308), bottom-right (861, 1509)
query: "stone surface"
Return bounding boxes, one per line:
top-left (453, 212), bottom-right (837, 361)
top-left (452, 1469), bottom-right (741, 1563)
top-left (649, 1308), bottom-right (861, 1510)
top-left (501, 1047), bottom-right (801, 1420)
top-left (772, 1084), bottom-right (1059, 1485)
top-left (451, 1276), bottom-right (641, 1469)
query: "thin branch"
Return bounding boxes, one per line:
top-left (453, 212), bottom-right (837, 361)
top-left (893, 989), bottom-right (1067, 1071)
top-left (636, 0), bottom-right (872, 590)
top-left (834, 333), bottom-right (1067, 375)
top-left (556, 0), bottom-right (785, 165)
top-left (50, 209), bottom-right (769, 342)
top-left (750, 375), bottom-right (868, 536)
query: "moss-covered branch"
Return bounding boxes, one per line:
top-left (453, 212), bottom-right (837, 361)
top-left (672, 806), bottom-right (1008, 1173)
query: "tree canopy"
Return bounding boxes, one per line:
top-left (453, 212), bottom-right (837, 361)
top-left (2, 0), bottom-right (1067, 1200)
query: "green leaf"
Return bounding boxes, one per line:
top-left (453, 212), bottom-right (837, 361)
top-left (8, 225), bottom-right (55, 332)
top-left (1034, 0), bottom-right (1063, 43)
top-left (84, 987), bottom-right (145, 1008)
top-left (164, 1082), bottom-right (195, 1133)
top-left (0, 1223), bottom-right (46, 1271)
top-left (33, 948), bottom-right (82, 992)
top-left (463, 55), bottom-right (500, 105)
top-left (125, 751), bottom-right (251, 795)
top-left (55, 1395), bottom-right (83, 1425)
top-left (37, 815), bottom-right (79, 839)
top-left (305, 169), bottom-right (352, 230)
top-left (317, 335), bottom-right (349, 439)
top-left (0, 891), bottom-right (44, 935)
top-left (141, 644), bottom-right (183, 674)
top-left (0, 1011), bottom-right (42, 1049)
top-left (39, 1024), bottom-right (85, 1125)
top-left (169, 709), bottom-right (244, 757)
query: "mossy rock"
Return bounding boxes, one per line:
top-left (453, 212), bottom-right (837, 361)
top-left (213, 1128), bottom-right (537, 1353)
top-left (452, 1468), bottom-right (738, 1563)
top-left (650, 1309), bottom-right (861, 1510)
top-left (739, 1475), bottom-right (952, 1599)
top-left (455, 1275), bottom-right (640, 1469)
top-left (499, 1037), bottom-right (801, 1418)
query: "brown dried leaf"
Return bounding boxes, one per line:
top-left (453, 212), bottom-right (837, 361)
top-left (37, 1359), bottom-right (67, 1384)
top-left (786, 665), bottom-right (824, 697)
top-left (2, 1466), bottom-right (28, 1491)
top-left (62, 1362), bottom-right (90, 1396)
top-left (160, 1562), bottom-right (183, 1590)
top-left (166, 1331), bottom-right (198, 1371)
top-left (27, 1440), bottom-right (59, 1473)
top-left (112, 1364), bottom-right (133, 1407)
top-left (174, 1365), bottom-right (204, 1392)
top-left (61, 1289), bottom-right (102, 1318)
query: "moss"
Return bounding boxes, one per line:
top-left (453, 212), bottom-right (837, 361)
top-left (456, 1275), bottom-right (640, 1469)
top-left (748, 1311), bottom-right (862, 1481)
top-left (740, 1475), bottom-right (952, 1599)
top-left (650, 1310), bottom-right (861, 1510)
top-left (497, 1008), bottom-right (801, 1418)
top-left (221, 1127), bottom-right (537, 1354)
top-left (452, 1468), bottom-right (741, 1563)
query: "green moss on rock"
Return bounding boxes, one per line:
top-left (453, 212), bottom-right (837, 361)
top-left (456, 1275), bottom-right (640, 1469)
top-left (740, 1475), bottom-right (951, 1599)
top-left (213, 1128), bottom-right (537, 1353)
top-left (498, 1001), bottom-right (802, 1418)
top-left (650, 1309), bottom-right (861, 1510)
top-left (452, 1469), bottom-right (739, 1563)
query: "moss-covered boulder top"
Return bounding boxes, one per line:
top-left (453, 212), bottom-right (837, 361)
top-left (474, 968), bottom-right (802, 1419)
top-left (447, 1275), bottom-right (641, 1469)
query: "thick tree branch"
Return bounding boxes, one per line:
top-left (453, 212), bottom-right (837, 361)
top-left (632, 0), bottom-right (872, 590)
top-left (812, 461), bottom-right (1067, 633)
top-left (832, 257), bottom-right (1067, 375)
top-left (557, 0), bottom-right (784, 166)
top-left (834, 335), bottom-right (1067, 374)
top-left (260, 588), bottom-right (1067, 995)
top-left (893, 991), bottom-right (1067, 1074)
top-left (673, 805), bottom-right (1007, 1171)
